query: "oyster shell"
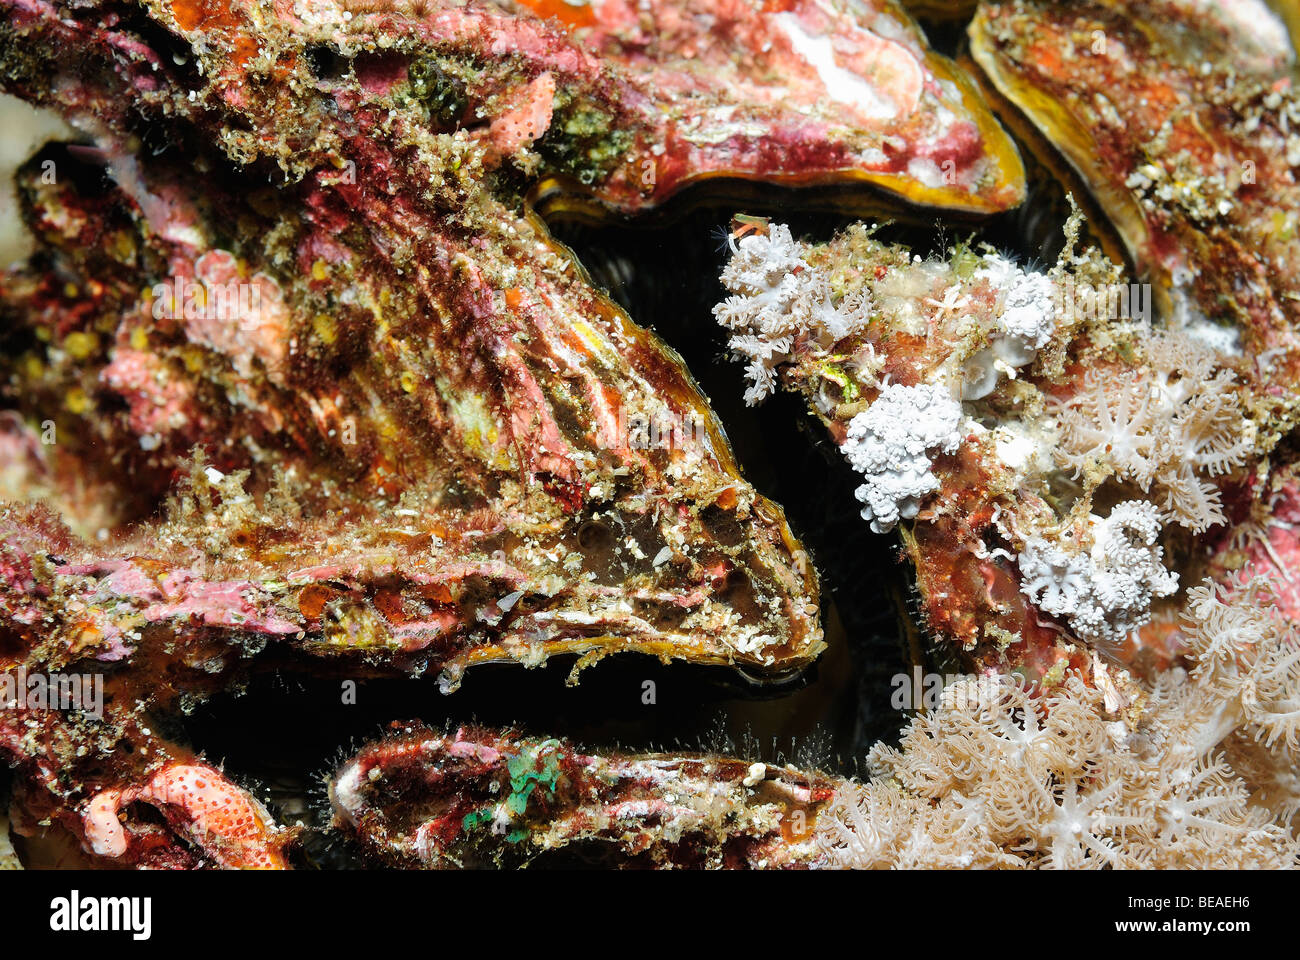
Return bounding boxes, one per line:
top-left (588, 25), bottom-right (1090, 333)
top-left (0, 0), bottom-right (850, 690)
top-left (330, 722), bottom-right (841, 867)
top-left (970, 0), bottom-right (1300, 399)
top-left (516, 0), bottom-right (1027, 216)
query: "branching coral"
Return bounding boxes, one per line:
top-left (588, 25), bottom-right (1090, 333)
top-left (713, 224), bottom-right (869, 404)
top-left (712, 220), bottom-right (1077, 539)
top-left (841, 383), bottom-right (964, 533)
top-left (1017, 501), bottom-right (1179, 646)
top-left (1054, 332), bottom-right (1253, 532)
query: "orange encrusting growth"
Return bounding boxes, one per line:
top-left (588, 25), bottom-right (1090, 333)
top-left (81, 763), bottom-right (290, 869)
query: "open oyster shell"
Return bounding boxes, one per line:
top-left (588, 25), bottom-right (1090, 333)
top-left (969, 0), bottom-right (1300, 398)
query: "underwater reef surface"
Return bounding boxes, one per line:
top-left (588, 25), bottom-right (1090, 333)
top-left (0, 0), bottom-right (1297, 869)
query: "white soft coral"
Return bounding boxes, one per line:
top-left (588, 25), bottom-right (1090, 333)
top-left (814, 663), bottom-right (1299, 869)
top-left (714, 224), bottom-right (866, 405)
top-left (1054, 331), bottom-right (1251, 532)
top-left (978, 254), bottom-right (1058, 362)
top-left (1018, 501), bottom-right (1178, 645)
top-left (841, 383), bottom-right (963, 533)
top-left (1180, 579), bottom-right (1300, 753)
top-left (960, 254), bottom-right (1058, 400)
top-left (1056, 375), bottom-right (1159, 485)
top-left (999, 269), bottom-right (1058, 356)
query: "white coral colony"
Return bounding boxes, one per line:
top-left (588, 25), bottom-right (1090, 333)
top-left (1017, 501), bottom-right (1179, 645)
top-left (714, 223), bottom-right (965, 533)
top-left (961, 255), bottom-right (1058, 400)
top-left (1054, 332), bottom-right (1251, 532)
top-left (841, 383), bottom-right (963, 533)
top-left (713, 224), bottom-right (867, 405)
